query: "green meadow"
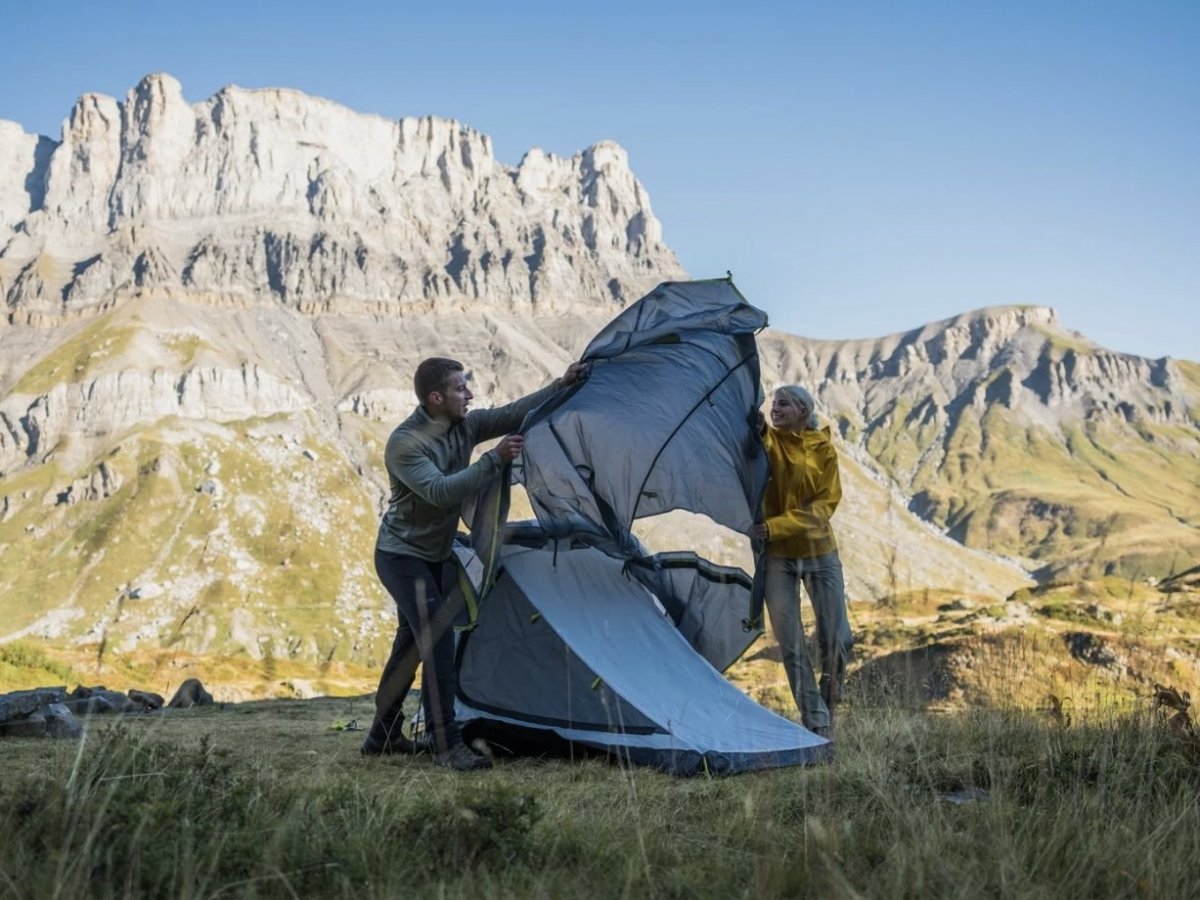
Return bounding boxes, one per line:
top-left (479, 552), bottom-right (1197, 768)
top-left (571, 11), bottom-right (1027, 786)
top-left (2, 695), bottom-right (1198, 899)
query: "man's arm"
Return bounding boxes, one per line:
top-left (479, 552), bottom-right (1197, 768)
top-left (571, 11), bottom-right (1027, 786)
top-left (388, 438), bottom-right (503, 510)
top-left (467, 362), bottom-right (589, 442)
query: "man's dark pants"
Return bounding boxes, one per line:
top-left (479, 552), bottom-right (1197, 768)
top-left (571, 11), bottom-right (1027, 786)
top-left (372, 548), bottom-right (462, 753)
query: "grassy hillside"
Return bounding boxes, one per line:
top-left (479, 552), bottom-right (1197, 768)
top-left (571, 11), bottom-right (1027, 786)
top-left (846, 578), bottom-right (1200, 710)
top-left (875, 402), bottom-right (1200, 580)
top-left (0, 413), bottom-right (395, 676)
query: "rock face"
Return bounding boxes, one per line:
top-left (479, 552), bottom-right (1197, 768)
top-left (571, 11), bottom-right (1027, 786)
top-left (0, 121), bottom-right (53, 233)
top-left (760, 307), bottom-right (1191, 435)
top-left (0, 74), bottom-right (682, 323)
top-left (1, 360), bottom-right (310, 468)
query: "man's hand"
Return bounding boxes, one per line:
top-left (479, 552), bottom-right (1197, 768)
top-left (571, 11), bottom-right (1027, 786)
top-left (495, 434), bottom-right (525, 463)
top-left (748, 523), bottom-right (770, 541)
top-left (560, 361), bottom-right (590, 387)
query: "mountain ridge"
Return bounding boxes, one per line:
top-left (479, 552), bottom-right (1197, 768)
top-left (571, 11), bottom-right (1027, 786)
top-left (1, 73), bottom-right (683, 325)
top-left (758, 303), bottom-right (1198, 579)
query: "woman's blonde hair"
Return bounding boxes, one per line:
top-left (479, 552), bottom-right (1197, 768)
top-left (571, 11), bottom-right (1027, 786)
top-left (776, 384), bottom-right (819, 429)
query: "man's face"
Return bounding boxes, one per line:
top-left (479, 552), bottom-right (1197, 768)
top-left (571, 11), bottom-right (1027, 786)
top-left (432, 371), bottom-right (473, 422)
top-left (770, 391), bottom-right (805, 430)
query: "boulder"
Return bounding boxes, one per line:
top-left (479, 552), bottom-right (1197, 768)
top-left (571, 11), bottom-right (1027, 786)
top-left (69, 684), bottom-right (107, 699)
top-left (0, 687), bottom-right (67, 722)
top-left (129, 582), bottom-right (164, 600)
top-left (91, 690), bottom-right (135, 713)
top-left (168, 678), bottom-right (214, 708)
top-left (44, 703), bottom-right (83, 739)
top-left (0, 713), bottom-right (47, 737)
top-left (937, 599), bottom-right (976, 612)
top-left (1064, 631), bottom-right (1126, 672)
top-left (65, 687), bottom-right (133, 713)
top-left (128, 690), bottom-right (165, 710)
top-left (196, 479), bottom-right (222, 497)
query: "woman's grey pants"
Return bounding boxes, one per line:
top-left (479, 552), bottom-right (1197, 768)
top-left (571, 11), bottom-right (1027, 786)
top-left (764, 551), bottom-right (853, 729)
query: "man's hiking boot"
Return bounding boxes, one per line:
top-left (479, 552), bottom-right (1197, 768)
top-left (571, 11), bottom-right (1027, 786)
top-left (432, 741), bottom-right (493, 771)
top-left (361, 731), bottom-right (414, 756)
top-left (360, 722), bottom-right (432, 756)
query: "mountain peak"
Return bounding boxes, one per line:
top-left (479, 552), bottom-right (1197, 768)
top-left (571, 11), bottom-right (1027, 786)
top-left (131, 71), bottom-right (185, 98)
top-left (893, 305), bottom-right (1062, 350)
top-left (1, 74), bottom-right (684, 321)
top-left (950, 304), bottom-right (1058, 327)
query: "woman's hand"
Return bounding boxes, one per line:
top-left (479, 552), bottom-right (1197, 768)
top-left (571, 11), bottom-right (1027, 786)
top-left (748, 523), bottom-right (769, 541)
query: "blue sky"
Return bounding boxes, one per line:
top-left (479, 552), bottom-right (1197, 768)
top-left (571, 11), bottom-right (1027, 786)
top-left (2, 1), bottom-right (1197, 360)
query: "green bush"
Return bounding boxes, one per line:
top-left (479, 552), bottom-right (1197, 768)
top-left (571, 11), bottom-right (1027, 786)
top-left (0, 642), bottom-right (74, 685)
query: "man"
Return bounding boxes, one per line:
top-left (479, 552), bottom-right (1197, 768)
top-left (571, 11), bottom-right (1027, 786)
top-left (362, 356), bottom-right (587, 770)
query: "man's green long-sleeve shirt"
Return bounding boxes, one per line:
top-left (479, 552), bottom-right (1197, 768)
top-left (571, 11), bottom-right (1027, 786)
top-left (375, 382), bottom-right (560, 561)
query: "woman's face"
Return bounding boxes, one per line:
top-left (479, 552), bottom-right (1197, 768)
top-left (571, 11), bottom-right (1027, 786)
top-left (771, 390), bottom-right (806, 430)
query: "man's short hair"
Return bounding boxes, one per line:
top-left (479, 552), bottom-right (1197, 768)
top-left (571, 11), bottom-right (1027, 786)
top-left (414, 357), bottom-right (464, 404)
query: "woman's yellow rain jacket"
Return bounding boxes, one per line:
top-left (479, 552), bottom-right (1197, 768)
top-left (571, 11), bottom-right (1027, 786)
top-left (761, 424), bottom-right (842, 559)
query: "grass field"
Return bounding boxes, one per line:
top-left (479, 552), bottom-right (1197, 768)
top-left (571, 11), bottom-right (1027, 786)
top-left (2, 695), bottom-right (1198, 899)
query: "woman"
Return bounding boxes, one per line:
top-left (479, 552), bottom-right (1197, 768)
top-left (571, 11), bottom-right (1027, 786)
top-left (749, 385), bottom-right (852, 736)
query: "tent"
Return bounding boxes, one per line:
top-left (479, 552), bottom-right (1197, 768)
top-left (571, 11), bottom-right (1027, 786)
top-left (455, 536), bottom-right (829, 774)
top-left (449, 277), bottom-right (831, 774)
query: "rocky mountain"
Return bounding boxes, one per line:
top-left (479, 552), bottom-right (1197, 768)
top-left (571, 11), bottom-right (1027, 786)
top-left (759, 308), bottom-right (1200, 580)
top-left (0, 75), bottom-right (1195, 690)
top-left (0, 73), bottom-right (678, 326)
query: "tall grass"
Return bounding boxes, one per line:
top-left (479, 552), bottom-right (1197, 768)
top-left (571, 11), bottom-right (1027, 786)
top-left (2, 697), bottom-right (1198, 899)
